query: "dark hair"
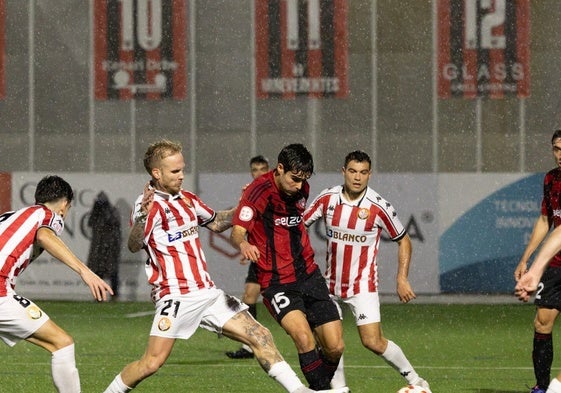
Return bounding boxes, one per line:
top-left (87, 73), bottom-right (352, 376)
top-left (143, 139), bottom-right (182, 175)
top-left (34, 175), bottom-right (74, 204)
top-left (249, 155), bottom-right (269, 166)
top-left (552, 130), bottom-right (561, 144)
top-left (277, 143), bottom-right (314, 176)
top-left (344, 150), bottom-right (371, 168)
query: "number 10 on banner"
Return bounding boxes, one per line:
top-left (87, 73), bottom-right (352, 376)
top-left (119, 0), bottom-right (162, 51)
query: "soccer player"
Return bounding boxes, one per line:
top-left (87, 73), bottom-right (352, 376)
top-left (0, 175), bottom-right (113, 393)
top-left (303, 150), bottom-right (431, 392)
top-left (514, 129), bottom-right (561, 393)
top-left (230, 143), bottom-right (346, 391)
top-left (516, 225), bottom-right (561, 393)
top-left (226, 154), bottom-right (269, 359)
top-left (103, 139), bottom-right (314, 393)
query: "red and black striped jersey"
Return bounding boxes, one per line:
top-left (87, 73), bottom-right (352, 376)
top-left (233, 171), bottom-right (318, 289)
top-left (542, 168), bottom-right (561, 268)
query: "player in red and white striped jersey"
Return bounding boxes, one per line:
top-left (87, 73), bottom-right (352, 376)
top-left (0, 175), bottom-right (113, 393)
top-left (103, 140), bottom-right (314, 393)
top-left (304, 151), bottom-right (431, 393)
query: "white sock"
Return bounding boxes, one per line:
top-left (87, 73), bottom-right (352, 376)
top-left (547, 378), bottom-right (561, 393)
top-left (268, 361), bottom-right (305, 393)
top-left (51, 344), bottom-right (80, 393)
top-left (330, 354), bottom-right (347, 388)
top-left (381, 340), bottom-right (419, 384)
top-left (104, 374), bottom-right (133, 393)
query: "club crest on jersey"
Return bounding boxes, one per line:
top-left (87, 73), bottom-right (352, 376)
top-left (238, 206), bottom-right (253, 222)
top-left (357, 208), bottom-right (369, 220)
top-left (27, 305), bottom-right (43, 320)
top-left (297, 198), bottom-right (306, 210)
top-left (158, 317), bottom-right (172, 331)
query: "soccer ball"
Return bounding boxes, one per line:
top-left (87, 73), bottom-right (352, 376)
top-left (397, 385), bottom-right (429, 393)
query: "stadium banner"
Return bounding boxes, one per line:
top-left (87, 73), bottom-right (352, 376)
top-left (439, 173), bottom-right (542, 293)
top-left (255, 0), bottom-right (349, 99)
top-left (1, 172), bottom-right (542, 300)
top-left (93, 0), bottom-right (187, 100)
top-left (0, 0), bottom-right (4, 100)
top-left (437, 0), bottom-right (530, 99)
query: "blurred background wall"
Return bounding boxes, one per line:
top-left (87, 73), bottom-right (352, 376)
top-left (0, 0), bottom-right (559, 177)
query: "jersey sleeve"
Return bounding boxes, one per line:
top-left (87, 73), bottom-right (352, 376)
top-left (38, 207), bottom-right (64, 237)
top-left (187, 192), bottom-right (216, 226)
top-left (303, 189), bottom-right (329, 227)
top-left (372, 194), bottom-right (405, 241)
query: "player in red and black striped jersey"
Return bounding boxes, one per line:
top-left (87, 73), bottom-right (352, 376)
top-left (515, 130), bottom-right (561, 393)
top-left (231, 144), bottom-right (345, 391)
top-left (0, 175), bottom-right (113, 393)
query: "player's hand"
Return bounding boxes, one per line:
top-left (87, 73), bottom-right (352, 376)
top-left (81, 269), bottom-right (114, 302)
top-left (514, 272), bottom-right (539, 302)
top-left (141, 181), bottom-right (155, 214)
top-left (239, 241), bottom-right (259, 264)
top-left (396, 277), bottom-right (416, 303)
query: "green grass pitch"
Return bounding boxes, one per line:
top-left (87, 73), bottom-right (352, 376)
top-left (0, 300), bottom-right (545, 392)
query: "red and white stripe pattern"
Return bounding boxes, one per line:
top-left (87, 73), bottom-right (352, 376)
top-left (0, 205), bottom-right (63, 296)
top-left (304, 185), bottom-right (405, 298)
top-left (132, 189), bottom-right (216, 301)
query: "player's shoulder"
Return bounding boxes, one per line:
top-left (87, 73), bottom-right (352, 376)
top-left (364, 187), bottom-right (390, 206)
top-left (244, 173), bottom-right (274, 202)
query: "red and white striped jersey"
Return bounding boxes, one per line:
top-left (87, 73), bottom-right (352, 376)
top-left (0, 205), bottom-right (64, 296)
top-left (132, 189), bottom-right (217, 302)
top-left (304, 185), bottom-right (405, 298)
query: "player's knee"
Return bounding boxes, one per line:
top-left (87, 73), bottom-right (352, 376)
top-left (249, 324), bottom-right (273, 347)
top-left (361, 335), bottom-right (385, 354)
top-left (140, 355), bottom-right (165, 377)
top-left (54, 333), bottom-right (74, 351)
top-left (322, 340), bottom-right (344, 359)
top-left (534, 317), bottom-right (554, 333)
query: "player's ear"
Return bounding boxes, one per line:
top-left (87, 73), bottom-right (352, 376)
top-left (151, 168), bottom-right (161, 181)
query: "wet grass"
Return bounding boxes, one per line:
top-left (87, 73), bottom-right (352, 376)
top-left (0, 300), bottom-right (545, 392)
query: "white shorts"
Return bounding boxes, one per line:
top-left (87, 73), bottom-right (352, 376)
top-left (333, 292), bottom-right (381, 326)
top-left (0, 293), bottom-right (50, 347)
top-left (150, 287), bottom-right (248, 339)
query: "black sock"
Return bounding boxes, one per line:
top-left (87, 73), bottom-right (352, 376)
top-left (298, 349), bottom-right (331, 390)
top-left (318, 347), bottom-right (340, 382)
top-left (248, 303), bottom-right (257, 319)
top-left (533, 331), bottom-right (553, 389)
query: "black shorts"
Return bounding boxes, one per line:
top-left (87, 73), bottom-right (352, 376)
top-left (261, 269), bottom-right (340, 329)
top-left (535, 266), bottom-right (561, 310)
top-left (245, 263), bottom-right (259, 284)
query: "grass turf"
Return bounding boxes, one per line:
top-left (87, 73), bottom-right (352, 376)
top-left (0, 300), bottom-right (544, 392)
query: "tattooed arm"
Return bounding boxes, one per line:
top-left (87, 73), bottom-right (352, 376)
top-left (206, 207), bottom-right (235, 233)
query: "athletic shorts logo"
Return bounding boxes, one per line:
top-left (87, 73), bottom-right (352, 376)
top-left (158, 317), bottom-right (172, 331)
top-left (27, 305), bottom-right (43, 320)
top-left (238, 206), bottom-right (253, 222)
